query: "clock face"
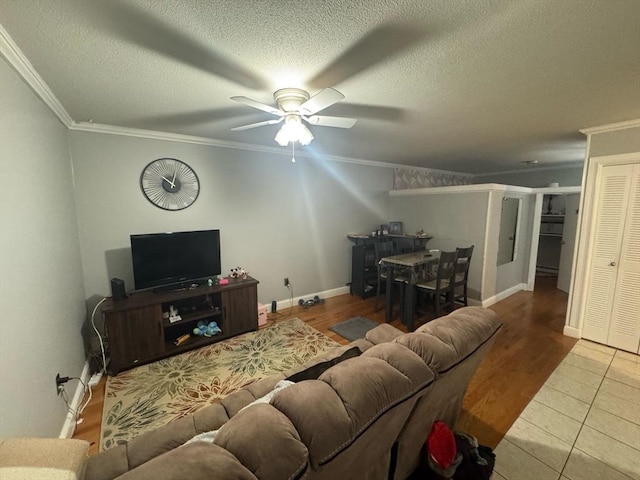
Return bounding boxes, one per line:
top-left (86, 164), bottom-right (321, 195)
top-left (140, 158), bottom-right (200, 211)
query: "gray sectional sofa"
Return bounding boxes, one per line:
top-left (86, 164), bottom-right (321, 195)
top-left (86, 306), bottom-right (501, 480)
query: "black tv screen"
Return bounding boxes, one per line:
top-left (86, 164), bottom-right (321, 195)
top-left (130, 230), bottom-right (221, 290)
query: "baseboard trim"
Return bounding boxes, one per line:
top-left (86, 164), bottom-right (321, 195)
top-left (59, 360), bottom-right (91, 439)
top-left (563, 325), bottom-right (582, 339)
top-left (481, 283), bottom-right (527, 308)
top-left (276, 285), bottom-right (351, 311)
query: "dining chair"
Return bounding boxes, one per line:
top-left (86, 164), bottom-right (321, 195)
top-left (374, 240), bottom-right (395, 312)
top-left (415, 250), bottom-right (457, 317)
top-left (373, 240), bottom-right (408, 316)
top-left (452, 245), bottom-right (474, 306)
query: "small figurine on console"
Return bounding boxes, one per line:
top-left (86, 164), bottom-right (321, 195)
top-left (230, 267), bottom-right (248, 280)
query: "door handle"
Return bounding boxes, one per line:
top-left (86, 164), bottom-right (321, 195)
top-left (610, 262), bottom-right (616, 267)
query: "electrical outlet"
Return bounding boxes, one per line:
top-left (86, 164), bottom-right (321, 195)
top-left (56, 373), bottom-right (63, 395)
top-left (284, 277), bottom-right (289, 287)
top-left (56, 373), bottom-right (70, 396)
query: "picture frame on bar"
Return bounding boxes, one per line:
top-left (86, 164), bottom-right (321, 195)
top-left (389, 221), bottom-right (403, 235)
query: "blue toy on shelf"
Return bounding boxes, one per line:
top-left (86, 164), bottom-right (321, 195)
top-left (192, 320), bottom-right (222, 337)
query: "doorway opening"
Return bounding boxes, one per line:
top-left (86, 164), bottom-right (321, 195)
top-left (527, 190), bottom-right (581, 294)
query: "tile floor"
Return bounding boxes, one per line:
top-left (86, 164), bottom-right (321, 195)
top-left (493, 339), bottom-right (640, 480)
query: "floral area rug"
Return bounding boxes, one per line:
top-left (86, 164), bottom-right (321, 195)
top-left (101, 317), bottom-right (338, 451)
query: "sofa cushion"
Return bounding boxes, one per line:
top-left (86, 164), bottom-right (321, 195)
top-left (127, 415), bottom-right (199, 470)
top-left (365, 323), bottom-right (404, 344)
top-left (214, 403), bottom-right (308, 480)
top-left (272, 347), bottom-right (434, 468)
top-left (286, 346), bottom-right (361, 382)
top-left (116, 442), bottom-right (257, 480)
top-left (221, 389), bottom-right (258, 418)
top-left (192, 402), bottom-right (230, 434)
top-left (395, 306), bottom-right (501, 374)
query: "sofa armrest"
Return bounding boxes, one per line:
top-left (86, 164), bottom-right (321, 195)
top-left (0, 438), bottom-right (89, 480)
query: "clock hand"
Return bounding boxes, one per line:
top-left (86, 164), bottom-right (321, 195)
top-left (161, 175), bottom-right (176, 188)
top-left (171, 164), bottom-right (178, 186)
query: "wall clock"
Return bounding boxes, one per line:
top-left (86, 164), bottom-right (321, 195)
top-left (140, 158), bottom-right (200, 211)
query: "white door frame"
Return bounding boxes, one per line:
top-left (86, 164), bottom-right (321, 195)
top-left (557, 194), bottom-right (580, 293)
top-left (565, 152), bottom-right (640, 338)
top-left (526, 186), bottom-right (582, 291)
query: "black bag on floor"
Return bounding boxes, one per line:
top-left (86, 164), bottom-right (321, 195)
top-left (409, 430), bottom-right (495, 480)
top-left (451, 432), bottom-right (495, 480)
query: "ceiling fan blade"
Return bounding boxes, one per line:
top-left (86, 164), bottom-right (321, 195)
top-left (305, 115), bottom-right (357, 128)
top-left (77, 0), bottom-right (267, 89)
top-left (299, 88), bottom-right (345, 115)
top-left (231, 96), bottom-right (283, 116)
top-left (308, 23), bottom-right (426, 89)
top-left (231, 117), bottom-right (283, 131)
top-left (320, 103), bottom-right (407, 122)
top-left (128, 106), bottom-right (255, 128)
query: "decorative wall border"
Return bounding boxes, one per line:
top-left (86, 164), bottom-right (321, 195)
top-left (393, 167), bottom-right (473, 189)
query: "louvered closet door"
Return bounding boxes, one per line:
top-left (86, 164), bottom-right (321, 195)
top-left (582, 163), bottom-right (640, 352)
top-left (607, 164), bottom-right (640, 351)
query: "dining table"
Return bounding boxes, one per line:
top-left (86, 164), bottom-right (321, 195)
top-left (380, 250), bottom-right (441, 331)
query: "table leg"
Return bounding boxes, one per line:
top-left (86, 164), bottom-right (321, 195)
top-left (404, 280), bottom-right (415, 331)
top-left (385, 265), bottom-right (394, 323)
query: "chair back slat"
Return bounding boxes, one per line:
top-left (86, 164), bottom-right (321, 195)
top-left (453, 245), bottom-right (474, 305)
top-left (374, 240), bottom-right (394, 261)
top-left (436, 250), bottom-right (457, 289)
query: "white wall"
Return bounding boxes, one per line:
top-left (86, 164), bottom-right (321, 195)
top-left (495, 193), bottom-right (534, 294)
top-left (388, 191), bottom-right (489, 300)
top-left (0, 58), bottom-right (87, 438)
top-left (69, 132), bottom-right (393, 311)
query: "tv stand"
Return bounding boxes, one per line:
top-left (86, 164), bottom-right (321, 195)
top-left (102, 276), bottom-right (259, 375)
top-left (152, 282), bottom-right (191, 293)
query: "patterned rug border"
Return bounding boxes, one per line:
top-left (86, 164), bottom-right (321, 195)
top-left (101, 317), bottom-right (338, 451)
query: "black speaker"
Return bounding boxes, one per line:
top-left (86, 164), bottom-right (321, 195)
top-left (111, 277), bottom-right (126, 301)
top-left (271, 300), bottom-right (277, 313)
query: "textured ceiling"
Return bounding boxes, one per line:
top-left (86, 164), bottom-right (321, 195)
top-left (1, 0), bottom-right (639, 173)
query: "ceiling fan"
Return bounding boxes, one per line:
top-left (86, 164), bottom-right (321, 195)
top-left (230, 88), bottom-right (357, 146)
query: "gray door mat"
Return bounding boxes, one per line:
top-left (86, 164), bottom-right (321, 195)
top-left (329, 316), bottom-right (380, 342)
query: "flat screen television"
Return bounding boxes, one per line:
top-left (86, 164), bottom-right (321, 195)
top-left (130, 230), bottom-right (221, 291)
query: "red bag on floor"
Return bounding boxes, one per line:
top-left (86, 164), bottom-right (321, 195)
top-left (426, 421), bottom-right (461, 478)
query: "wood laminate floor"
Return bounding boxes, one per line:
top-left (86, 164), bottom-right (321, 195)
top-left (73, 275), bottom-right (575, 455)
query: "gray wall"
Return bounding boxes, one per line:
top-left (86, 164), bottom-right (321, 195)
top-left (474, 166), bottom-right (584, 188)
top-left (388, 192), bottom-right (489, 300)
top-left (0, 58), bottom-right (87, 438)
top-left (69, 132), bottom-right (392, 311)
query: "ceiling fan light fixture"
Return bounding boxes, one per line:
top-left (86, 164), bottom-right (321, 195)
top-left (274, 115), bottom-right (314, 146)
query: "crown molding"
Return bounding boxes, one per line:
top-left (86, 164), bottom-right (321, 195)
top-left (69, 121), bottom-right (426, 170)
top-left (579, 119), bottom-right (640, 135)
top-left (473, 161), bottom-right (584, 177)
top-left (0, 24), bottom-right (74, 127)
